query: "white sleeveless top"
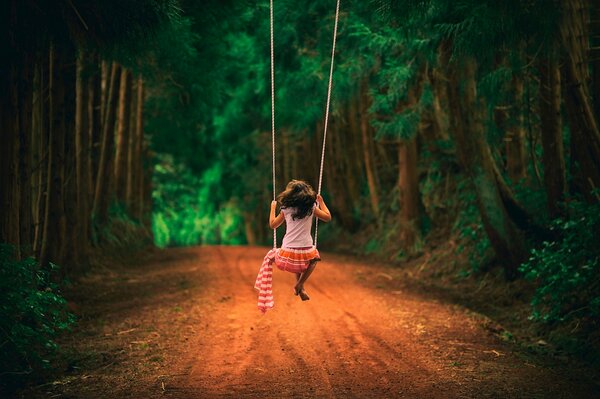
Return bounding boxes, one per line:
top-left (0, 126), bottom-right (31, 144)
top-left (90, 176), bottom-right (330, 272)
top-left (281, 205), bottom-right (316, 248)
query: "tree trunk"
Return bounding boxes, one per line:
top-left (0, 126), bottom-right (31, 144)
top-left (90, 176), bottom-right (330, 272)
top-left (114, 68), bottom-right (132, 203)
top-left (346, 96), bottom-right (363, 210)
top-left (75, 52), bottom-right (90, 267)
top-left (560, 0), bottom-right (600, 197)
top-left (18, 58), bottom-right (34, 257)
top-left (429, 67), bottom-right (450, 141)
top-left (505, 75), bottom-right (527, 183)
top-left (0, 59), bottom-right (22, 255)
top-left (93, 62), bottom-right (120, 228)
top-left (360, 88), bottom-right (380, 218)
top-left (331, 121), bottom-right (355, 231)
top-left (539, 56), bottom-right (567, 217)
top-left (100, 60), bottom-right (108, 122)
top-left (398, 137), bottom-right (419, 245)
top-left (61, 55), bottom-right (78, 270)
top-left (135, 76), bottom-right (145, 220)
top-left (89, 54), bottom-right (103, 205)
top-left (32, 58), bottom-right (47, 256)
top-left (591, 1), bottom-right (600, 123)
top-left (244, 212), bottom-right (257, 245)
top-left (141, 139), bottom-right (153, 233)
top-left (126, 77), bottom-right (138, 210)
top-left (445, 54), bottom-right (527, 279)
top-left (40, 46), bottom-right (67, 268)
top-left (396, 70), bottom-right (425, 244)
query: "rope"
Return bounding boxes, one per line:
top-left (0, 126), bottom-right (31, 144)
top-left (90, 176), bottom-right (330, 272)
top-left (314, 0), bottom-right (341, 248)
top-left (270, 0), bottom-right (277, 249)
top-left (269, 0), bottom-right (341, 249)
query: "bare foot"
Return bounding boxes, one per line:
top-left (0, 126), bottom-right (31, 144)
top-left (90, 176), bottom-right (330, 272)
top-left (298, 289), bottom-right (310, 301)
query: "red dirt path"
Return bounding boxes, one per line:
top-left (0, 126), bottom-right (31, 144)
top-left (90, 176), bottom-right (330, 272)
top-left (23, 246), bottom-right (600, 398)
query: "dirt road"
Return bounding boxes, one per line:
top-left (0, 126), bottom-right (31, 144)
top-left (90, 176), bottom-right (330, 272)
top-left (24, 246), bottom-right (599, 398)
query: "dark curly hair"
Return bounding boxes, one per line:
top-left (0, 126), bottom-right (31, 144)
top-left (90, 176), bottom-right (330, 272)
top-left (276, 180), bottom-right (317, 220)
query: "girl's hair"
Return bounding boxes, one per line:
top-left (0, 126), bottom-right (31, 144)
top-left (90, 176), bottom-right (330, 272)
top-left (277, 180), bottom-right (317, 220)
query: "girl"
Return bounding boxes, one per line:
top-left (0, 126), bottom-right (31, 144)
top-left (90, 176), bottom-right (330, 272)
top-left (269, 180), bottom-right (331, 301)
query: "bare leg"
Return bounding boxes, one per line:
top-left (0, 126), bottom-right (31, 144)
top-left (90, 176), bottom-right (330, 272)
top-left (294, 273), bottom-right (301, 295)
top-left (295, 260), bottom-right (317, 301)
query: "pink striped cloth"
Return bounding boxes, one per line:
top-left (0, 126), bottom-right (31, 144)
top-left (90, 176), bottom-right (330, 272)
top-left (254, 249), bottom-right (277, 313)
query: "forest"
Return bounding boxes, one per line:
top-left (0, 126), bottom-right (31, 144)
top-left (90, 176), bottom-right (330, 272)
top-left (1, 0), bottom-right (599, 397)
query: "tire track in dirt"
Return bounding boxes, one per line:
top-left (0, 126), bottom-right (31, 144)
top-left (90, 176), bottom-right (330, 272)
top-left (163, 246), bottom-right (599, 399)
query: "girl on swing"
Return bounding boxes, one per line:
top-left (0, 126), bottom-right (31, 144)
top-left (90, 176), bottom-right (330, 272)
top-left (269, 179), bottom-right (331, 301)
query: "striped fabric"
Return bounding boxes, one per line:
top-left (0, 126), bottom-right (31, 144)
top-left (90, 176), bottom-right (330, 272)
top-left (275, 246), bottom-right (321, 273)
top-left (254, 247), bottom-right (321, 313)
top-left (254, 249), bottom-right (276, 313)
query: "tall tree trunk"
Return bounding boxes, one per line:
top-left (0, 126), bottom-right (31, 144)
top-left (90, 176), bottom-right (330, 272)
top-left (32, 58), bottom-right (47, 256)
top-left (100, 60), bottom-right (109, 122)
top-left (505, 74), bottom-right (527, 183)
top-left (135, 76), bottom-right (145, 220)
top-left (398, 136), bottom-right (419, 245)
top-left (93, 62), bottom-right (120, 229)
top-left (18, 57), bottom-right (33, 257)
top-left (331, 121), bottom-right (355, 230)
top-left (126, 77), bottom-right (138, 210)
top-left (114, 68), bottom-right (132, 203)
top-left (539, 55), bottom-right (567, 217)
top-left (89, 54), bottom-right (103, 204)
top-left (75, 52), bottom-right (90, 267)
top-left (346, 96), bottom-right (363, 210)
top-left (560, 0), bottom-right (600, 197)
top-left (360, 88), bottom-right (380, 218)
top-left (445, 55), bottom-right (527, 279)
top-left (141, 138), bottom-right (153, 233)
top-left (396, 71), bottom-right (425, 244)
top-left (429, 67), bottom-right (450, 141)
top-left (591, 1), bottom-right (600, 123)
top-left (40, 46), bottom-right (67, 268)
top-left (61, 55), bottom-right (78, 270)
top-left (244, 212), bottom-right (257, 245)
top-left (0, 62), bottom-right (21, 254)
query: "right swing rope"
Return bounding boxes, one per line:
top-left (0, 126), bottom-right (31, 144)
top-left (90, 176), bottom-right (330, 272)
top-left (269, 0), bottom-right (341, 249)
top-left (314, 0), bottom-right (341, 248)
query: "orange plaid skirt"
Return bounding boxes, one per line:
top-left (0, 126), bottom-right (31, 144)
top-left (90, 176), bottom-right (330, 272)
top-left (275, 246), bottom-right (321, 273)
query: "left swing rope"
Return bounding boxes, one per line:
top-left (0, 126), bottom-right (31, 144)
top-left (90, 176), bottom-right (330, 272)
top-left (270, 0), bottom-right (277, 249)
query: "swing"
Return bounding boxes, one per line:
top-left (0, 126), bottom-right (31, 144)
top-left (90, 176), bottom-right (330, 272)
top-left (255, 0), bottom-right (341, 313)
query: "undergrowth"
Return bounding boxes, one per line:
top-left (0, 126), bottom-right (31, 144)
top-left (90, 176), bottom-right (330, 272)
top-left (520, 198), bottom-right (600, 326)
top-left (0, 245), bottom-right (75, 391)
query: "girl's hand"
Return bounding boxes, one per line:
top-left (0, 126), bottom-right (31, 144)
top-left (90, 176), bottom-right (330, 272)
top-left (271, 200), bottom-right (278, 209)
top-left (316, 194), bottom-right (323, 204)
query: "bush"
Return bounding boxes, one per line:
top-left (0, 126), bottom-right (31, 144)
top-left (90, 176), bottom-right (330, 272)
top-left (97, 203), bottom-right (154, 250)
top-left (519, 199), bottom-right (600, 324)
top-left (0, 245), bottom-right (75, 385)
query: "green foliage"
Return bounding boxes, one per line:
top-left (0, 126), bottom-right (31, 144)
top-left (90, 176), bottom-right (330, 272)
top-left (520, 199), bottom-right (600, 324)
top-left (0, 245), bottom-right (75, 379)
top-left (152, 157), bottom-right (246, 247)
top-left (98, 204), bottom-right (153, 250)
